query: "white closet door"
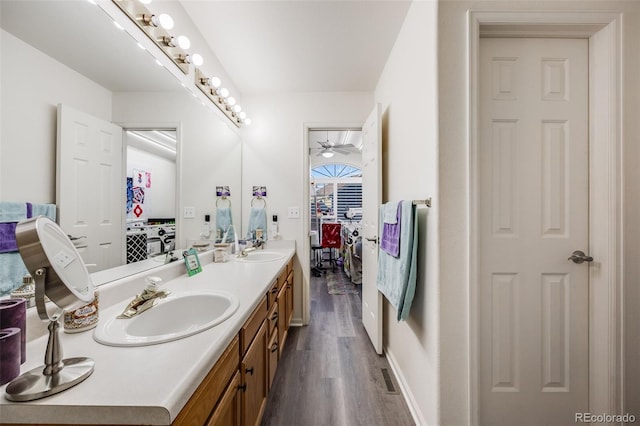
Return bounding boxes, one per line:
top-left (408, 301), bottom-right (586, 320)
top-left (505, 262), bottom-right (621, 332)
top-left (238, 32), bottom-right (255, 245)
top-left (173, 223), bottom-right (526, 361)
top-left (479, 38), bottom-right (590, 424)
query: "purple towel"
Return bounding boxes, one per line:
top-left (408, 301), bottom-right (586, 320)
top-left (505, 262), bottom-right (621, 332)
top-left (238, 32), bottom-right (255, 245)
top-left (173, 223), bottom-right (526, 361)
top-left (0, 202), bottom-right (32, 253)
top-left (380, 202), bottom-right (402, 257)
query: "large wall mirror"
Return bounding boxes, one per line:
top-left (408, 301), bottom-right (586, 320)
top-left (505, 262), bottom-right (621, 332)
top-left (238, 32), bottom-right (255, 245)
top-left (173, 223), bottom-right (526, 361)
top-left (0, 0), bottom-right (242, 291)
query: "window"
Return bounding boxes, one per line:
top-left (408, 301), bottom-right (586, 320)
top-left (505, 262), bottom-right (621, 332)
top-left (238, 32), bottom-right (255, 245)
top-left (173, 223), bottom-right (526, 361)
top-left (310, 164), bottom-right (362, 231)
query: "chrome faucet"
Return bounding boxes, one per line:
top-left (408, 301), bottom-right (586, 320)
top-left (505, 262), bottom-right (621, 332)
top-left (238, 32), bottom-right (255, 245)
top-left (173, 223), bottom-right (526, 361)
top-left (117, 277), bottom-right (170, 319)
top-left (237, 239), bottom-right (265, 257)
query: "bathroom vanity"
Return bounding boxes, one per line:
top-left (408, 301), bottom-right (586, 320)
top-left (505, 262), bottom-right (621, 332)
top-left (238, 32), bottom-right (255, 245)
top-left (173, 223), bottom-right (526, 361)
top-left (0, 241), bottom-right (296, 426)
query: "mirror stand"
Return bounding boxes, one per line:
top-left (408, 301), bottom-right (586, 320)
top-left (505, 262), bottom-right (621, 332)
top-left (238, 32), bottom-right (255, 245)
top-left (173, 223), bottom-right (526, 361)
top-left (5, 268), bottom-right (94, 402)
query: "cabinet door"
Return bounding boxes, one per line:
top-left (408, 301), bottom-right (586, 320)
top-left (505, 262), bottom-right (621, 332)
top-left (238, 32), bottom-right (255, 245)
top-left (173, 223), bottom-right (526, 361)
top-left (242, 322), bottom-right (267, 426)
top-left (286, 272), bottom-right (294, 329)
top-left (207, 372), bottom-right (241, 426)
top-left (267, 330), bottom-right (279, 391)
top-left (277, 285), bottom-right (287, 357)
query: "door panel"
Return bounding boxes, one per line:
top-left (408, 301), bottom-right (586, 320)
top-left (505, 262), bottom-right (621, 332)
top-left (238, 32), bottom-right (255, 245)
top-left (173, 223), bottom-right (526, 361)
top-left (361, 104), bottom-right (383, 354)
top-left (57, 104), bottom-right (123, 271)
top-left (479, 38), bottom-right (589, 424)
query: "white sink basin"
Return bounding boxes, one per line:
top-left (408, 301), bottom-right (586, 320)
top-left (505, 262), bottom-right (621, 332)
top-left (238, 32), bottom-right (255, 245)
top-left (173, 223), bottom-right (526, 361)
top-left (235, 251), bottom-right (285, 262)
top-left (93, 290), bottom-right (239, 347)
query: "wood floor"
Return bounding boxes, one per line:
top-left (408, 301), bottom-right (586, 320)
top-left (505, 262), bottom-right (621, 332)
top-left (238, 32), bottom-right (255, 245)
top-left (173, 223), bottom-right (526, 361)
top-left (261, 268), bottom-right (415, 426)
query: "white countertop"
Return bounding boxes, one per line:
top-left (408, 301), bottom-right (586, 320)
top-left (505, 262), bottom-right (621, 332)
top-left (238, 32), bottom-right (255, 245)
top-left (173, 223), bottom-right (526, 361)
top-left (0, 241), bottom-right (296, 425)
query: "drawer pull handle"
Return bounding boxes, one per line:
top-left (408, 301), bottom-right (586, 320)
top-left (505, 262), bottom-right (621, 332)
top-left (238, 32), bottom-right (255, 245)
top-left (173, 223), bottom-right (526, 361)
top-left (271, 312), bottom-right (279, 321)
top-left (246, 367), bottom-right (254, 375)
top-left (271, 343), bottom-right (279, 353)
top-left (271, 287), bottom-right (278, 294)
top-left (238, 384), bottom-right (247, 392)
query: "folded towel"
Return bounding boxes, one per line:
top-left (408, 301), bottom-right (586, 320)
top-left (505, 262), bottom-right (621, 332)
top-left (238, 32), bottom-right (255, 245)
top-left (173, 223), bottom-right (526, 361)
top-left (32, 203), bottom-right (56, 221)
top-left (376, 200), bottom-right (418, 321)
top-left (382, 201), bottom-right (399, 224)
top-left (0, 202), bottom-right (56, 295)
top-left (248, 207), bottom-right (268, 241)
top-left (0, 202), bottom-right (27, 223)
top-left (216, 206), bottom-right (233, 236)
top-left (380, 202), bottom-right (402, 257)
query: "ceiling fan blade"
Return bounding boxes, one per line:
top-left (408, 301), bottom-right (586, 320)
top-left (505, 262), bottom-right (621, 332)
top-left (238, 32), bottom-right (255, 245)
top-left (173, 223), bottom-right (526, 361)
top-left (333, 149), bottom-right (350, 155)
top-left (338, 143), bottom-right (355, 148)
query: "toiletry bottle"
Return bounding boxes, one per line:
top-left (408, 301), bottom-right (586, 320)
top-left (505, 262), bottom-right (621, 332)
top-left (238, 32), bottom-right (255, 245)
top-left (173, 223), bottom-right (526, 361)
top-left (202, 214), bottom-right (211, 239)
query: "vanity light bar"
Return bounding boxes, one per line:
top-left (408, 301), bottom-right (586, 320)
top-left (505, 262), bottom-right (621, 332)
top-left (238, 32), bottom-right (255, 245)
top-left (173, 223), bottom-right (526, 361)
top-left (195, 69), bottom-right (243, 128)
top-left (111, 0), bottom-right (189, 74)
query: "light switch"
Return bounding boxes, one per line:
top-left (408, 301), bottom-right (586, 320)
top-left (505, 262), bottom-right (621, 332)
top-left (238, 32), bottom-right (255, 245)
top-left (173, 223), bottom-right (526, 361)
top-left (287, 206), bottom-right (300, 219)
top-left (184, 206), bottom-right (196, 218)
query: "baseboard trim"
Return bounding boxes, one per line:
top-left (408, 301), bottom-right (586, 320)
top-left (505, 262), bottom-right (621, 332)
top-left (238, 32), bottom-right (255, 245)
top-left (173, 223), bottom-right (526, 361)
top-left (385, 345), bottom-right (427, 426)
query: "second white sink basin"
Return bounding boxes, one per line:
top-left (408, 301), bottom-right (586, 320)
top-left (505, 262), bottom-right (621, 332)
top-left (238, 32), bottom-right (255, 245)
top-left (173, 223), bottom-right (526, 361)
top-left (235, 251), bottom-right (285, 262)
top-left (94, 290), bottom-right (239, 347)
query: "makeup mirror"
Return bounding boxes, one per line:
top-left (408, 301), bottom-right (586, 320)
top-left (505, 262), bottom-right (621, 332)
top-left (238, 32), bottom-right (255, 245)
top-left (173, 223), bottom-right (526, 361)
top-left (5, 216), bottom-right (94, 402)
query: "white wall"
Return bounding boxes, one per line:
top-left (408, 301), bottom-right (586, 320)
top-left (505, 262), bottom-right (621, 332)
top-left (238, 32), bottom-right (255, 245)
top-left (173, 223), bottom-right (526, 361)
top-left (374, 2), bottom-right (439, 425)
top-left (435, 0), bottom-right (640, 424)
top-left (0, 30), bottom-right (112, 203)
top-left (113, 92), bottom-right (243, 249)
top-left (241, 92), bottom-right (373, 323)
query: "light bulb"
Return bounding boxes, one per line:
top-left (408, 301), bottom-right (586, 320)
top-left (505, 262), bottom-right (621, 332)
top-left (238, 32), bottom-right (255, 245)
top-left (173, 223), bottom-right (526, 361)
top-left (321, 150), bottom-right (334, 158)
top-left (177, 35), bottom-right (190, 50)
top-left (244, 118), bottom-right (252, 126)
top-left (239, 111), bottom-right (247, 119)
top-left (191, 54), bottom-right (204, 66)
top-left (211, 77), bottom-right (221, 88)
top-left (233, 105), bottom-right (242, 113)
top-left (220, 88), bottom-right (229, 98)
top-left (156, 13), bottom-right (174, 30)
top-left (227, 97), bottom-right (236, 106)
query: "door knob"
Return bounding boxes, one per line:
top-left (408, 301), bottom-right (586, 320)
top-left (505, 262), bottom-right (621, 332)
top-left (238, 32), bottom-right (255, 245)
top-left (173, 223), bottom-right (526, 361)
top-left (568, 250), bottom-right (593, 264)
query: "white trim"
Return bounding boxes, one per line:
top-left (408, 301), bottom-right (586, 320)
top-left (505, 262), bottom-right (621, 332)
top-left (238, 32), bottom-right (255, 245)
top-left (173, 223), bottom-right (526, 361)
top-left (302, 122), bottom-right (364, 325)
top-left (467, 10), bottom-right (623, 426)
top-left (385, 345), bottom-right (428, 426)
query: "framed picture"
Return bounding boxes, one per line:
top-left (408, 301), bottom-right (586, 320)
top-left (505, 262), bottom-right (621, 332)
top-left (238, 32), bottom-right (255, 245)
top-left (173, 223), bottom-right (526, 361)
top-left (216, 186), bottom-right (231, 197)
top-left (252, 186), bottom-right (267, 197)
top-left (182, 248), bottom-right (202, 276)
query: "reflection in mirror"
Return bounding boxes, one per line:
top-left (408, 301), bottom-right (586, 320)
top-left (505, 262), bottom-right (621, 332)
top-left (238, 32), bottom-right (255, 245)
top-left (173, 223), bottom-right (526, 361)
top-left (6, 217), bottom-right (94, 402)
top-left (0, 1), bottom-right (242, 294)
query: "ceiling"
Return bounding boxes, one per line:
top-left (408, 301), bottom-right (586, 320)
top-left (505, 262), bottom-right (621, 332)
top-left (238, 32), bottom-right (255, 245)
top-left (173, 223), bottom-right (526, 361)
top-left (179, 0), bottom-right (412, 94)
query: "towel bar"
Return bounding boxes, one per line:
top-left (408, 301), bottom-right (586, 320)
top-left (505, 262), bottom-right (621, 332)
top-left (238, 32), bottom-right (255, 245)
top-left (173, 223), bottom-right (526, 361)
top-left (412, 198), bottom-right (432, 207)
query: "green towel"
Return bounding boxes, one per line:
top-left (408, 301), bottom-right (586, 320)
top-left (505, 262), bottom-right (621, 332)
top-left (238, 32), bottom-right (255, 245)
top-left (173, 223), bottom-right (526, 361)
top-left (375, 200), bottom-right (418, 321)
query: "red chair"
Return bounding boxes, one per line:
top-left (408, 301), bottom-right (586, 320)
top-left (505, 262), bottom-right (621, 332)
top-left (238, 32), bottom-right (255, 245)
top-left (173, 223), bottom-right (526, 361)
top-left (321, 223), bottom-right (341, 271)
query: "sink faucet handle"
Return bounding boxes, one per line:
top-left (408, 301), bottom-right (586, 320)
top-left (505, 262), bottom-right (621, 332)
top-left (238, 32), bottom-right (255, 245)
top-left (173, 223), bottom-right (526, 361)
top-left (145, 276), bottom-right (163, 289)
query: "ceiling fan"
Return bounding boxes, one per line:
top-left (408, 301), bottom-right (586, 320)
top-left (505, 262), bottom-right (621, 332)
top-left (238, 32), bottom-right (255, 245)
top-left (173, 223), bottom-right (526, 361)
top-left (310, 132), bottom-right (357, 158)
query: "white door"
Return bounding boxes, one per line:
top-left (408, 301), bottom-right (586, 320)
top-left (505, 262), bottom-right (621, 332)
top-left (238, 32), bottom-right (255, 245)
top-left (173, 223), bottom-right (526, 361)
top-left (361, 104), bottom-right (383, 354)
top-left (57, 104), bottom-right (123, 272)
top-left (479, 38), bottom-right (589, 424)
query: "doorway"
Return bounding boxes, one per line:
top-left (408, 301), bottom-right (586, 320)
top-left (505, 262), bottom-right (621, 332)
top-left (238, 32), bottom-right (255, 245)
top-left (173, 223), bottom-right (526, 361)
top-left (124, 128), bottom-right (178, 264)
top-left (468, 12), bottom-right (623, 425)
top-left (308, 130), bottom-right (363, 296)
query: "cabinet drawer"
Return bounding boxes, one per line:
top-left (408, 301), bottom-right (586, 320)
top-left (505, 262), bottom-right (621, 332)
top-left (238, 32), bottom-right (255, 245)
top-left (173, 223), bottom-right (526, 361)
top-left (267, 301), bottom-right (278, 337)
top-left (266, 279), bottom-right (279, 308)
top-left (240, 297), bottom-right (267, 355)
top-left (173, 335), bottom-right (239, 426)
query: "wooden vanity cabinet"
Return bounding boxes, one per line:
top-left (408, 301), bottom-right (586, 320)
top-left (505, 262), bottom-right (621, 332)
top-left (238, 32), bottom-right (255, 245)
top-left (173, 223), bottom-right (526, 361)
top-left (241, 322), bottom-right (268, 426)
top-left (173, 336), bottom-right (240, 426)
top-left (206, 372), bottom-right (241, 426)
